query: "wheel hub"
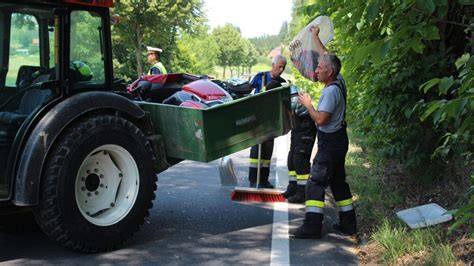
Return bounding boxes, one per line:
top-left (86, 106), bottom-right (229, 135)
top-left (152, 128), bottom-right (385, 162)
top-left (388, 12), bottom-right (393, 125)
top-left (85, 173), bottom-right (101, 191)
top-left (75, 144), bottom-right (140, 226)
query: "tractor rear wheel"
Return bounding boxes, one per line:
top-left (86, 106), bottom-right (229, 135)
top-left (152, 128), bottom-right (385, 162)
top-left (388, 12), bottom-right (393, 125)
top-left (33, 114), bottom-right (157, 252)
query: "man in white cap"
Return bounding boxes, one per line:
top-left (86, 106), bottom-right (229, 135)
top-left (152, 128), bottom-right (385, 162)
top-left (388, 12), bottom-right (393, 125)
top-left (146, 46), bottom-right (167, 75)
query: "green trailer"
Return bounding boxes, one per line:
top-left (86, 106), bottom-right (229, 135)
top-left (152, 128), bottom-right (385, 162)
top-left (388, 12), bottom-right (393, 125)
top-left (141, 86), bottom-right (292, 164)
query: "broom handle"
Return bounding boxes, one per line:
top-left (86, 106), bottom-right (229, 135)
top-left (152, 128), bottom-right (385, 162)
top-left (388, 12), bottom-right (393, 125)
top-left (256, 143), bottom-right (262, 187)
top-left (256, 73), bottom-right (265, 188)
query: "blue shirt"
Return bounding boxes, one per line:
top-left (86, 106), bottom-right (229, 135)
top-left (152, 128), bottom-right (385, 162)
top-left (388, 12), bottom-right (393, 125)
top-left (317, 75), bottom-right (346, 133)
top-left (250, 72), bottom-right (286, 93)
top-left (250, 72), bottom-right (271, 93)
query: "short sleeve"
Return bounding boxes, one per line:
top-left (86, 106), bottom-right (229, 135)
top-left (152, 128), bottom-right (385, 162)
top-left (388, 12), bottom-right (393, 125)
top-left (318, 86), bottom-right (339, 114)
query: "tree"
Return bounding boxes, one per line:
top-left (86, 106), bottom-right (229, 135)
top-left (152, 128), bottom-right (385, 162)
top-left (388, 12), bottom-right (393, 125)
top-left (111, 0), bottom-right (203, 79)
top-left (172, 29), bottom-right (219, 75)
top-left (249, 34), bottom-right (281, 55)
top-left (278, 21), bottom-right (289, 43)
top-left (212, 23), bottom-right (245, 77)
top-left (248, 21), bottom-right (289, 57)
top-left (241, 39), bottom-right (259, 75)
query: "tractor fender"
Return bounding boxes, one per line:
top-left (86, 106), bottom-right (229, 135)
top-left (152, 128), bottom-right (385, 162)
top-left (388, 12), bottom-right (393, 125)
top-left (13, 91), bottom-right (146, 206)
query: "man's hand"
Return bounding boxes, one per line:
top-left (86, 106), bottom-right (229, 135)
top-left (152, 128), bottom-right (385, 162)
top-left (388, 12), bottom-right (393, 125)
top-left (310, 25), bottom-right (328, 56)
top-left (298, 91), bottom-right (313, 108)
top-left (311, 26), bottom-right (320, 39)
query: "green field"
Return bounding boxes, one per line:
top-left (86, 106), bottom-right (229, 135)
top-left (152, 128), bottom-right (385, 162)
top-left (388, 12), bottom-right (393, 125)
top-left (6, 54), bottom-right (40, 86)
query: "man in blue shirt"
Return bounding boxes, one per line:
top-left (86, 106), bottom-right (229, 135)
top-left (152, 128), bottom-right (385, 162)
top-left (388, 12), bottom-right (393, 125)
top-left (247, 55), bottom-right (287, 188)
top-left (289, 27), bottom-right (357, 239)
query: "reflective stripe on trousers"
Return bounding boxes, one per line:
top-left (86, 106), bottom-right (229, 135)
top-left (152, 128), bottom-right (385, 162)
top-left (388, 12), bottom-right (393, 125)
top-left (288, 170), bottom-right (296, 181)
top-left (336, 198), bottom-right (354, 212)
top-left (249, 158), bottom-right (271, 168)
top-left (305, 200), bottom-right (324, 214)
top-left (296, 174), bottom-right (309, 185)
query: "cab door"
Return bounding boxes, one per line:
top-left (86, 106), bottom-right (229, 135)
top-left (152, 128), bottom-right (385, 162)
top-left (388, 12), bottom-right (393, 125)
top-left (0, 4), bottom-right (59, 200)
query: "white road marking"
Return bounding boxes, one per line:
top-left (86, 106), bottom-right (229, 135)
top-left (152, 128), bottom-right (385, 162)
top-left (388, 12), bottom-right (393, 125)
top-left (270, 202), bottom-right (289, 265)
top-left (270, 135), bottom-right (290, 265)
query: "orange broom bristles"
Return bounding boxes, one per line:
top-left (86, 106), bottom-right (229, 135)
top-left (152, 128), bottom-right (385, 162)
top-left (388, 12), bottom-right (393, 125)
top-left (230, 190), bottom-right (285, 202)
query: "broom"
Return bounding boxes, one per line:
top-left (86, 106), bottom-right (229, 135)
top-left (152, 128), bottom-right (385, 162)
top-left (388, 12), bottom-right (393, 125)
top-left (231, 143), bottom-right (285, 202)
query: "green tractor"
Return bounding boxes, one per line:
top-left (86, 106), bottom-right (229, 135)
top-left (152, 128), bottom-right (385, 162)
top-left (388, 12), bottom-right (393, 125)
top-left (0, 0), bottom-right (291, 252)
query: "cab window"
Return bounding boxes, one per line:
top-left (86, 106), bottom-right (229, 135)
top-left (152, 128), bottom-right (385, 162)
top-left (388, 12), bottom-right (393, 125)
top-left (6, 13), bottom-right (40, 87)
top-left (70, 10), bottom-right (105, 85)
top-left (0, 5), bottom-right (57, 200)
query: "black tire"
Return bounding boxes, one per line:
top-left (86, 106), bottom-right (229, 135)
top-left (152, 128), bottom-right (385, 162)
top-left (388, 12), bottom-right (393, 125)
top-left (33, 114), bottom-right (157, 253)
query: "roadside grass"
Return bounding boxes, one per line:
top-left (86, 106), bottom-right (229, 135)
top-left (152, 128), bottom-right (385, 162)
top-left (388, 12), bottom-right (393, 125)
top-left (345, 132), bottom-right (401, 229)
top-left (372, 219), bottom-right (457, 264)
top-left (346, 127), bottom-right (458, 264)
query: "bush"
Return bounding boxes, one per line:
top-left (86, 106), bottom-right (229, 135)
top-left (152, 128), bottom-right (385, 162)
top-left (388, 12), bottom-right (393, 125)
top-left (292, 0), bottom-right (473, 181)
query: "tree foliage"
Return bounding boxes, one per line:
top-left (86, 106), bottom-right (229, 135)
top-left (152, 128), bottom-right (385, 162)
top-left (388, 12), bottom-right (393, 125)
top-left (111, 0), bottom-right (203, 79)
top-left (70, 10), bottom-right (104, 80)
top-left (211, 23), bottom-right (258, 77)
top-left (10, 14), bottom-right (38, 49)
top-left (249, 22), bottom-right (289, 55)
top-left (419, 53), bottom-right (473, 163)
top-left (292, 0), bottom-right (473, 179)
top-left (241, 38), bottom-right (259, 74)
top-left (172, 27), bottom-right (219, 75)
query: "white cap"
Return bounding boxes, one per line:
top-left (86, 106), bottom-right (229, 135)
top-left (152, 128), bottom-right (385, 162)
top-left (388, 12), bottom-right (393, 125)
top-left (147, 46), bottom-right (163, 53)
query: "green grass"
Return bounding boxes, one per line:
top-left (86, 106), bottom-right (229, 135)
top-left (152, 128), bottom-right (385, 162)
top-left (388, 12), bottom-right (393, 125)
top-left (346, 128), bottom-right (402, 224)
top-left (427, 244), bottom-right (458, 265)
top-left (346, 128), bottom-right (457, 264)
top-left (6, 54), bottom-right (40, 86)
top-left (372, 219), bottom-right (456, 263)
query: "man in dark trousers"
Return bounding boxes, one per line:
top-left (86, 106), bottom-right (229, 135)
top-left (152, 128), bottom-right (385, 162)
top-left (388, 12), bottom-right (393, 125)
top-left (282, 46), bottom-right (323, 203)
top-left (282, 87), bottom-right (317, 203)
top-left (290, 27), bottom-right (357, 238)
top-left (248, 55), bottom-right (287, 188)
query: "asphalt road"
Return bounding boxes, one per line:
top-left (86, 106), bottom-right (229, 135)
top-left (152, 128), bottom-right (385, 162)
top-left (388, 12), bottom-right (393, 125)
top-left (0, 135), bottom-right (358, 265)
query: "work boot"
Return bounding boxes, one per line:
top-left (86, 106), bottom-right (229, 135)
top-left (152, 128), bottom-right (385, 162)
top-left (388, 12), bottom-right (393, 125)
top-left (289, 213), bottom-right (323, 239)
top-left (287, 185), bottom-right (305, 203)
top-left (332, 210), bottom-right (357, 236)
top-left (281, 181), bottom-right (297, 198)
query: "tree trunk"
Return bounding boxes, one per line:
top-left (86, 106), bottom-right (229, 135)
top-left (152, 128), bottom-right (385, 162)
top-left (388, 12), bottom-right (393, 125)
top-left (134, 24), bottom-right (143, 76)
top-left (223, 66), bottom-right (226, 79)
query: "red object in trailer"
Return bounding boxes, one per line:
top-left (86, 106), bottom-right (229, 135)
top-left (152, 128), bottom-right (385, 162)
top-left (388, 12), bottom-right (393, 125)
top-left (182, 79), bottom-right (232, 102)
top-left (127, 74), bottom-right (232, 107)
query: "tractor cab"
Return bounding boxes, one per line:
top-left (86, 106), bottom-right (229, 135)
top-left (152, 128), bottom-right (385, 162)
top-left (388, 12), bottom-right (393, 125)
top-left (0, 1), bottom-right (112, 200)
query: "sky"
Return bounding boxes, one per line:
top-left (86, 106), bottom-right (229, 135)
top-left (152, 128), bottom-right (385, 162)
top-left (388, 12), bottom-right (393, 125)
top-left (204, 0), bottom-right (293, 38)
